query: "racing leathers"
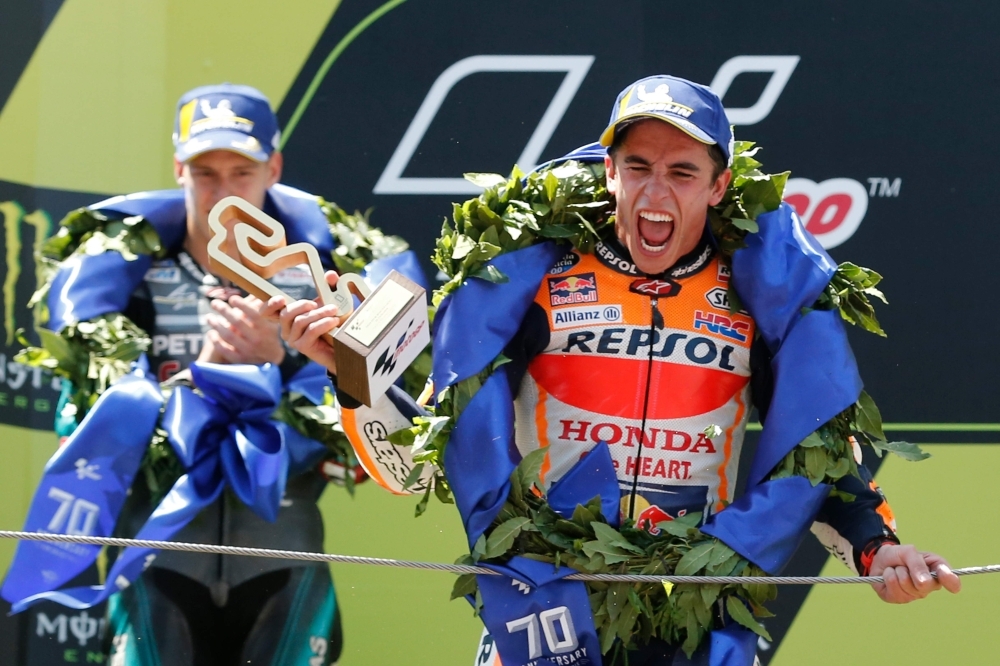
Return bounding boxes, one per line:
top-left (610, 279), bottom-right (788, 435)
top-left (340, 234), bottom-right (897, 576)
top-left (108, 247), bottom-right (344, 665)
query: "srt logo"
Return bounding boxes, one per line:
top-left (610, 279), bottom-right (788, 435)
top-left (377, 54), bottom-right (874, 248)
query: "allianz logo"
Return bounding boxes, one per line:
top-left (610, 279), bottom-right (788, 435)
top-left (551, 304), bottom-right (622, 330)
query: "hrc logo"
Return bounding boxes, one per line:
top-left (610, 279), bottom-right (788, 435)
top-left (693, 310), bottom-right (750, 343)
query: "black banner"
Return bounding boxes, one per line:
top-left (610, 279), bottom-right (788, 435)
top-left (278, 0), bottom-right (1000, 437)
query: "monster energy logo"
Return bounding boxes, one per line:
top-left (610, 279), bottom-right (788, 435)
top-left (1, 201), bottom-right (51, 344)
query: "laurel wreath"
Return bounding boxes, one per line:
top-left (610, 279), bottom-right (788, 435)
top-left (389, 141), bottom-right (927, 658)
top-left (15, 199), bottom-right (429, 499)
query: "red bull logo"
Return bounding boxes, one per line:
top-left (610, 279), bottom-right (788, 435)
top-left (621, 490), bottom-right (708, 529)
top-left (548, 272), bottom-right (598, 306)
top-left (631, 501), bottom-right (688, 535)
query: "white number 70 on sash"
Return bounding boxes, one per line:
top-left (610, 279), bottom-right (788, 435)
top-left (505, 606), bottom-right (579, 659)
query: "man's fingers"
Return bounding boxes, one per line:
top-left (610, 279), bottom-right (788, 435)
top-left (902, 548), bottom-right (940, 597)
top-left (266, 295), bottom-right (287, 313)
top-left (301, 316), bottom-right (340, 345)
top-left (892, 565), bottom-right (920, 598)
top-left (934, 563), bottom-right (962, 594)
top-left (261, 296), bottom-right (287, 321)
top-left (278, 300), bottom-right (319, 339)
top-left (880, 567), bottom-right (916, 604)
top-left (325, 271), bottom-right (340, 289)
top-left (242, 294), bottom-right (264, 310)
top-left (229, 294), bottom-right (266, 320)
top-left (208, 314), bottom-right (250, 351)
top-left (211, 299), bottom-right (250, 328)
top-left (205, 330), bottom-right (240, 364)
top-left (879, 567), bottom-right (898, 603)
top-left (289, 305), bottom-right (341, 344)
top-left (925, 553), bottom-right (962, 594)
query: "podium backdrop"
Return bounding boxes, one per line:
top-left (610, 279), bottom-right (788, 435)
top-left (1, 1), bottom-right (998, 663)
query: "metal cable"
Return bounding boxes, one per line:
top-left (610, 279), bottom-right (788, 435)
top-left (2, 530), bottom-right (991, 585)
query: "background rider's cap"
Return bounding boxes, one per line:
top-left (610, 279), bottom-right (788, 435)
top-left (172, 83), bottom-right (280, 163)
top-left (599, 75), bottom-right (733, 163)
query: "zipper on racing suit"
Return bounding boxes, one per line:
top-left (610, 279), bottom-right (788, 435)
top-left (626, 296), bottom-right (664, 520)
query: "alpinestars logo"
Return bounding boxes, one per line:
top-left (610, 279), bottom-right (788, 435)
top-left (629, 278), bottom-right (680, 298)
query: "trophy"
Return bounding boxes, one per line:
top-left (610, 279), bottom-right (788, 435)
top-left (206, 196), bottom-right (430, 407)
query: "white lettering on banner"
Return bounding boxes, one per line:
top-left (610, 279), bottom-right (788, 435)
top-left (36, 611), bottom-right (106, 645)
top-left (69, 610), bottom-right (98, 646)
top-left (0, 361), bottom-right (48, 390)
top-left (74, 458), bottom-right (102, 481)
top-left (37, 612), bottom-right (67, 643)
top-left (45, 487), bottom-right (100, 536)
top-left (867, 177), bottom-right (902, 198)
top-left (373, 55), bottom-right (594, 195)
top-left (783, 178), bottom-right (869, 249)
top-left (709, 55), bottom-right (800, 125)
top-left (507, 607), bottom-right (580, 659)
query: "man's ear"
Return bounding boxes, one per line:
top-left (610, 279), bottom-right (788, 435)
top-left (708, 168), bottom-right (732, 207)
top-left (266, 152), bottom-right (283, 188)
top-left (173, 157), bottom-right (186, 186)
top-left (604, 154), bottom-right (618, 196)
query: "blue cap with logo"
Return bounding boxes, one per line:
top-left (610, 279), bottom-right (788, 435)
top-left (599, 75), bottom-right (733, 163)
top-left (172, 83), bottom-right (280, 163)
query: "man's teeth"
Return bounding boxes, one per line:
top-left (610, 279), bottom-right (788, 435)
top-left (639, 212), bottom-right (672, 251)
top-left (641, 212), bottom-right (673, 222)
top-left (640, 237), bottom-right (667, 252)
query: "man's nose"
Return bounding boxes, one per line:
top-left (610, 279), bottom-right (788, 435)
top-left (645, 173), bottom-right (673, 203)
top-left (217, 178), bottom-right (238, 199)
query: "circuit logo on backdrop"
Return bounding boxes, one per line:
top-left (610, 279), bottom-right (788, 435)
top-left (376, 54), bottom-right (873, 248)
top-left (783, 178), bottom-right (868, 250)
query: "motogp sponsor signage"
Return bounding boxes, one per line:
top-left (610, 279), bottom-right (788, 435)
top-left (783, 178), bottom-right (869, 250)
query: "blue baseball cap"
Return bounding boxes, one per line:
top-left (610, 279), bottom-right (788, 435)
top-left (599, 75), bottom-right (733, 163)
top-left (172, 83), bottom-right (280, 163)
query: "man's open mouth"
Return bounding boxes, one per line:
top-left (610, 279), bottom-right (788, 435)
top-left (637, 211), bottom-right (674, 253)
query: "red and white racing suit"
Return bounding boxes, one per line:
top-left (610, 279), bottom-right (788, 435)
top-left (338, 236), bottom-right (898, 575)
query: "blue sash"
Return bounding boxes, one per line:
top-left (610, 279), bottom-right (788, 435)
top-left (2, 361), bottom-right (327, 611)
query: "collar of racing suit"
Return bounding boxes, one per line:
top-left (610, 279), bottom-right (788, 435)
top-left (593, 230), bottom-right (717, 280)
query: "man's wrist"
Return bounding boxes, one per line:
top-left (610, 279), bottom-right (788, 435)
top-left (859, 535), bottom-right (901, 576)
